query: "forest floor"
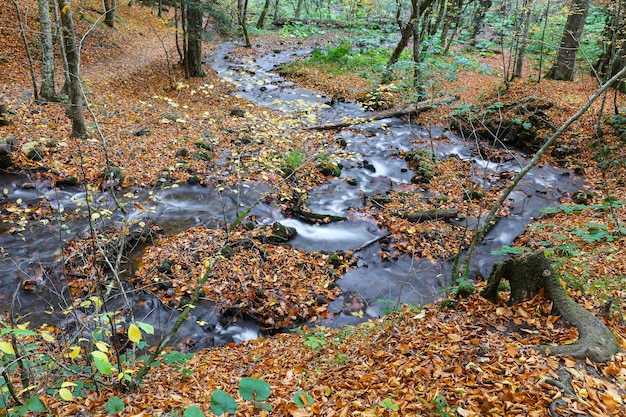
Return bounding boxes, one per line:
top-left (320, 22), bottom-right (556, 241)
top-left (1, 2), bottom-right (626, 416)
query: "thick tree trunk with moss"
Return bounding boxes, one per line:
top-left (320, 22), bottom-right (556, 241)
top-left (546, 0), bottom-right (590, 81)
top-left (37, 0), bottom-right (59, 102)
top-left (482, 251), bottom-right (621, 362)
top-left (184, 0), bottom-right (205, 77)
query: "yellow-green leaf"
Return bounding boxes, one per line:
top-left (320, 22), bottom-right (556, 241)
top-left (59, 388), bottom-right (73, 401)
top-left (95, 341), bottom-right (109, 352)
top-left (0, 341), bottom-right (15, 355)
top-left (128, 324), bottom-right (142, 343)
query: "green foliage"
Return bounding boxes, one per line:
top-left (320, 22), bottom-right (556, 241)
top-left (491, 245), bottom-right (532, 256)
top-left (379, 397), bottom-right (399, 411)
top-left (105, 396), bottom-right (125, 415)
top-left (302, 328), bottom-right (327, 351)
top-left (183, 405), bottom-right (206, 417)
top-left (208, 378), bottom-right (285, 415)
top-left (210, 390), bottom-right (238, 416)
top-left (281, 149), bottom-right (305, 177)
top-left (239, 377), bottom-right (271, 402)
top-left (278, 22), bottom-right (324, 39)
top-left (293, 390), bottom-right (314, 407)
top-left (433, 394), bottom-right (453, 417)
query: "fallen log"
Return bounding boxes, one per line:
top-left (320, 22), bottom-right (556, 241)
top-left (403, 208), bottom-right (459, 223)
top-left (272, 17), bottom-right (348, 28)
top-left (304, 95), bottom-right (459, 130)
top-left (481, 251), bottom-right (621, 362)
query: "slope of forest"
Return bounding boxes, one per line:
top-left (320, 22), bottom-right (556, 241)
top-left (1, 2), bottom-right (625, 416)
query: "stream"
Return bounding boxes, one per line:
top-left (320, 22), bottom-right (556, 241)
top-left (0, 42), bottom-right (584, 349)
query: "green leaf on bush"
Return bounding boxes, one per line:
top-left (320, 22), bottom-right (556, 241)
top-left (210, 390), bottom-right (238, 415)
top-left (293, 390), bottom-right (314, 407)
top-left (183, 405), bottom-right (206, 417)
top-left (239, 377), bottom-right (271, 401)
top-left (25, 396), bottom-right (47, 412)
top-left (91, 351), bottom-right (112, 375)
top-left (105, 396), bottom-right (125, 414)
top-left (137, 321), bottom-right (155, 334)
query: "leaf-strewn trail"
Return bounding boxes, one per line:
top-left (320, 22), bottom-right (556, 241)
top-left (1, 3), bottom-right (625, 417)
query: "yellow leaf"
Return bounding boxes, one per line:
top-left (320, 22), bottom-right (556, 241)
top-left (128, 324), bottom-right (142, 343)
top-left (0, 341), bottom-right (15, 355)
top-left (95, 341), bottom-right (109, 352)
top-left (69, 346), bottom-right (80, 359)
top-left (41, 331), bottom-right (55, 342)
top-left (59, 387), bottom-right (73, 401)
top-left (61, 381), bottom-right (77, 388)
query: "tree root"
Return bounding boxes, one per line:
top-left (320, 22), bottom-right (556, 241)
top-left (482, 251), bottom-right (621, 362)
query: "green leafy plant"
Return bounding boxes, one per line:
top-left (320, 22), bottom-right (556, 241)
top-left (209, 377), bottom-right (274, 415)
top-left (379, 397), bottom-right (399, 411)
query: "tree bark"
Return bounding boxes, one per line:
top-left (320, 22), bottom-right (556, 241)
top-left (304, 96), bottom-right (459, 130)
top-left (512, 0), bottom-right (533, 80)
top-left (56, 0), bottom-right (88, 138)
top-left (482, 251), bottom-right (621, 362)
top-left (546, 0), bottom-right (590, 81)
top-left (469, 0), bottom-right (492, 45)
top-left (104, 0), bottom-right (116, 28)
top-left (387, 0), bottom-right (436, 68)
top-left (404, 208), bottom-right (459, 223)
top-left (37, 0), bottom-right (59, 102)
top-left (256, 0), bottom-right (271, 28)
top-left (236, 0), bottom-right (251, 48)
top-left (184, 0), bottom-right (205, 77)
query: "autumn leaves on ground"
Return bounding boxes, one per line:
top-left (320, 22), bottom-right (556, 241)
top-left (1, 2), bottom-right (626, 416)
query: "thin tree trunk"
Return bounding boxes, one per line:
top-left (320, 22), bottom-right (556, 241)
top-left (51, 0), bottom-right (70, 96)
top-left (294, 0), bottom-right (304, 18)
top-left (257, 0), bottom-right (271, 28)
top-left (455, 64), bottom-right (626, 282)
top-left (512, 0), bottom-right (533, 79)
top-left (237, 0), bottom-right (251, 47)
top-left (387, 0), bottom-right (436, 68)
top-left (11, 0), bottom-right (39, 103)
top-left (57, 0), bottom-right (88, 138)
top-left (37, 0), bottom-right (59, 102)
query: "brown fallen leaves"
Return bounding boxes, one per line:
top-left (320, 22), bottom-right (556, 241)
top-left (45, 287), bottom-right (626, 416)
top-left (135, 226), bottom-right (348, 328)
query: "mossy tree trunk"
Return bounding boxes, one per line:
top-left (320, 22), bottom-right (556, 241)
top-left (481, 251), bottom-right (621, 363)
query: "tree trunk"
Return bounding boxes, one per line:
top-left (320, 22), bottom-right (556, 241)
top-left (104, 0), bottom-right (116, 28)
top-left (481, 251), bottom-right (621, 362)
top-left (37, 0), bottom-right (59, 102)
top-left (256, 0), bottom-right (271, 28)
top-left (594, 2), bottom-right (626, 93)
top-left (469, 0), bottom-right (492, 45)
top-left (387, 0), bottom-right (436, 68)
top-left (546, 0), bottom-right (590, 81)
top-left (294, 0), bottom-right (304, 18)
top-left (184, 0), bottom-right (205, 77)
top-left (512, 0), bottom-right (533, 80)
top-left (237, 0), bottom-right (251, 47)
top-left (57, 0), bottom-right (88, 138)
top-left (11, 0), bottom-right (39, 103)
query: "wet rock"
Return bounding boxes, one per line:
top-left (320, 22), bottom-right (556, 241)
top-left (0, 137), bottom-right (17, 169)
top-left (230, 107), bottom-right (245, 117)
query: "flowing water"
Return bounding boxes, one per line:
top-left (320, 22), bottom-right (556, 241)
top-left (0, 42), bottom-right (584, 348)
